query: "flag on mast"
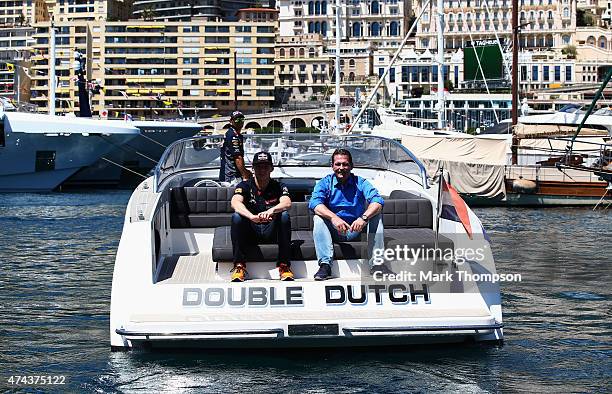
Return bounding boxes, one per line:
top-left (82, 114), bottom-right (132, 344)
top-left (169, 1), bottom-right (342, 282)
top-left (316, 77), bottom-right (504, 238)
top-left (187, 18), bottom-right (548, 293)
top-left (439, 178), bottom-right (473, 239)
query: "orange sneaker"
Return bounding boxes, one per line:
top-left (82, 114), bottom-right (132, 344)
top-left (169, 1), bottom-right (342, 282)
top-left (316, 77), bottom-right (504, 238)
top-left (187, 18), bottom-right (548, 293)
top-left (278, 263), bottom-right (294, 281)
top-left (231, 263), bottom-right (247, 282)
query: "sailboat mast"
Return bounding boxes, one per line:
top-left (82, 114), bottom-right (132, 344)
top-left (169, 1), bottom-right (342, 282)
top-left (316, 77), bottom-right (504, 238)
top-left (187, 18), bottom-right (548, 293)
top-left (436, 0), bottom-right (445, 129)
top-left (511, 0), bottom-right (519, 164)
top-left (49, 20), bottom-right (56, 115)
top-left (334, 0), bottom-right (341, 132)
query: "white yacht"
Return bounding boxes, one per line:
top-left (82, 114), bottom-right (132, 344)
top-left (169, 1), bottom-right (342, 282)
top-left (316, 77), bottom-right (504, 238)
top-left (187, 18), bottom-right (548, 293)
top-left (518, 106), bottom-right (612, 136)
top-left (0, 110), bottom-right (139, 192)
top-left (63, 120), bottom-right (203, 188)
top-left (110, 134), bottom-right (503, 350)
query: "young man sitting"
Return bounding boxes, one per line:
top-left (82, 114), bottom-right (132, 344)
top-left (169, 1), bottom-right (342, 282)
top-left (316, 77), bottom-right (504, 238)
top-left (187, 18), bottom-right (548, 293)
top-left (230, 151), bottom-right (293, 282)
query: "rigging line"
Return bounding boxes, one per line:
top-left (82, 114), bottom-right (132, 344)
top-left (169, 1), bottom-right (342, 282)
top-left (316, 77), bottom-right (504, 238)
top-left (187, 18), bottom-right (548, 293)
top-left (592, 187), bottom-right (610, 210)
top-left (137, 132), bottom-right (167, 148)
top-left (482, 0), bottom-right (512, 80)
top-left (461, 4), bottom-right (500, 124)
top-left (557, 166), bottom-right (576, 182)
top-left (348, 0), bottom-right (432, 134)
top-left (97, 135), bottom-right (159, 164)
top-left (99, 157), bottom-right (148, 179)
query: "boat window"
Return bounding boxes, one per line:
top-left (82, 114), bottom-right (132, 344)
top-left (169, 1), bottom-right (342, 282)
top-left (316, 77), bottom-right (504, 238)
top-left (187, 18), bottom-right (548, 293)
top-left (0, 118), bottom-right (4, 147)
top-left (35, 151), bottom-right (56, 172)
top-left (155, 134), bottom-right (428, 192)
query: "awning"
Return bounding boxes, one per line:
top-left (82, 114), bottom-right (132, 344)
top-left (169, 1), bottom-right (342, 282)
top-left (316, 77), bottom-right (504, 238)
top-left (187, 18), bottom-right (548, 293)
top-left (216, 89), bottom-right (231, 93)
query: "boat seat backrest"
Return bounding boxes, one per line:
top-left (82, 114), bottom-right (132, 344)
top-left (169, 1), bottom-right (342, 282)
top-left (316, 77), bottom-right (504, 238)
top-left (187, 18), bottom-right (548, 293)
top-left (382, 198), bottom-right (433, 229)
top-left (169, 186), bottom-right (433, 230)
top-left (288, 202), bottom-right (314, 231)
top-left (170, 186), bottom-right (235, 228)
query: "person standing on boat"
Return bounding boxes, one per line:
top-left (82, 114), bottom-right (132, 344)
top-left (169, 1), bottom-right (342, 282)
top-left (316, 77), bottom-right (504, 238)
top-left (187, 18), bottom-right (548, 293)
top-left (219, 111), bottom-right (252, 185)
top-left (230, 151), bottom-right (294, 282)
top-left (309, 148), bottom-right (391, 280)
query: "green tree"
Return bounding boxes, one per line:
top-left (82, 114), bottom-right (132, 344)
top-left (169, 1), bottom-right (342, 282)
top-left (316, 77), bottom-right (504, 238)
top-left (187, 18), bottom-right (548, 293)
top-left (562, 45), bottom-right (577, 59)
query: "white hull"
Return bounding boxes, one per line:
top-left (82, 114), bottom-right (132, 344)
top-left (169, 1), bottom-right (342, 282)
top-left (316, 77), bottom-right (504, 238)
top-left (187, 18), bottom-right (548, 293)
top-left (0, 111), bottom-right (139, 192)
top-left (110, 135), bottom-right (503, 350)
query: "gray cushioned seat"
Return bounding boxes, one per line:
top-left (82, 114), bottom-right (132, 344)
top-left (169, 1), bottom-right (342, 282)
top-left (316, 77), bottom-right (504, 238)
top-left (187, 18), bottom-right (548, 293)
top-left (169, 186), bottom-right (454, 262)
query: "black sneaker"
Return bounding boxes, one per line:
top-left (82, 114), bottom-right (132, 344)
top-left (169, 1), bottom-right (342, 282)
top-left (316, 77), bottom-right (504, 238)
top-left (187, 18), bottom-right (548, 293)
top-left (370, 264), bottom-right (395, 276)
top-left (314, 263), bottom-right (332, 281)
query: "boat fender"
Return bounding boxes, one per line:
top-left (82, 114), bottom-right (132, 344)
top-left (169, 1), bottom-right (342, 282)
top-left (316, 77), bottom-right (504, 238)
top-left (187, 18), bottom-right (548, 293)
top-left (512, 178), bottom-right (537, 194)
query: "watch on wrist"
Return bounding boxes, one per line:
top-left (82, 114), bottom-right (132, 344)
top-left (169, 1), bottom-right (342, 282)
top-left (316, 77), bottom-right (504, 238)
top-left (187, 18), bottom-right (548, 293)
top-left (361, 214), bottom-right (368, 222)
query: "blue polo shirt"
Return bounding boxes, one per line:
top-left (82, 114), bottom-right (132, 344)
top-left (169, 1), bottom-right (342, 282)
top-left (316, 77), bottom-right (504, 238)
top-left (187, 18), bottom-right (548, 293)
top-left (308, 173), bottom-right (384, 223)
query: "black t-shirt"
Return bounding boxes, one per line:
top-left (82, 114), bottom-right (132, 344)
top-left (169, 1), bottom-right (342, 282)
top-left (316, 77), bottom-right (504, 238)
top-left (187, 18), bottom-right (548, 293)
top-left (234, 178), bottom-right (290, 215)
top-left (219, 127), bottom-right (244, 182)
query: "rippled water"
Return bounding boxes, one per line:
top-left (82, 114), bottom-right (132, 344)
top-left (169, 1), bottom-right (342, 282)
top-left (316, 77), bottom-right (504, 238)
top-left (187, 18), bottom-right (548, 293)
top-left (0, 192), bottom-right (610, 392)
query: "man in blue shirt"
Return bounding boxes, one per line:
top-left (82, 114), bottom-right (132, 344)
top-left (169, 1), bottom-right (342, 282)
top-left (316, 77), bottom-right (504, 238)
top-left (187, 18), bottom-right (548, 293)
top-left (308, 148), bottom-right (390, 280)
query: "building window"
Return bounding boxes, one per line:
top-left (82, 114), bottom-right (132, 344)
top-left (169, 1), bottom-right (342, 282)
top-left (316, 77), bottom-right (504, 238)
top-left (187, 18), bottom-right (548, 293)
top-left (521, 66), bottom-right (527, 81)
top-left (565, 66), bottom-right (572, 81)
top-left (543, 65), bottom-right (549, 81)
top-left (371, 22), bottom-right (381, 36)
top-left (402, 66), bottom-right (409, 82)
top-left (390, 21), bottom-right (399, 36)
top-left (532, 65), bottom-right (538, 81)
top-left (554, 66), bottom-right (561, 81)
top-left (390, 67), bottom-right (395, 83)
top-left (352, 22), bottom-right (361, 37)
top-left (35, 151), bottom-right (55, 172)
top-left (371, 1), bottom-right (380, 14)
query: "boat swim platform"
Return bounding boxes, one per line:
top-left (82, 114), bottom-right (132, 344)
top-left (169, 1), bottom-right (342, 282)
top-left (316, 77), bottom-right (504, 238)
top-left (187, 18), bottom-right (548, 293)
top-left (127, 308), bottom-right (493, 324)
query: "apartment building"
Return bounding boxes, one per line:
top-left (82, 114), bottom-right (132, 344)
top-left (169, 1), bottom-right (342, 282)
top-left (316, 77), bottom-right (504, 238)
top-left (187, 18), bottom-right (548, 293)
top-left (0, 26), bottom-right (33, 99)
top-left (276, 34), bottom-right (330, 102)
top-left (373, 46), bottom-right (579, 103)
top-left (131, 0), bottom-right (273, 22)
top-left (413, 0), bottom-right (576, 51)
top-left (278, 0), bottom-right (411, 48)
top-left (30, 16), bottom-right (277, 117)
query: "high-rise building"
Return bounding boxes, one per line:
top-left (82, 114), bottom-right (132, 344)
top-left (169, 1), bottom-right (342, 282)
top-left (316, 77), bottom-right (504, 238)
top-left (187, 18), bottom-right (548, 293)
top-left (131, 0), bottom-right (273, 22)
top-left (29, 14), bottom-right (277, 117)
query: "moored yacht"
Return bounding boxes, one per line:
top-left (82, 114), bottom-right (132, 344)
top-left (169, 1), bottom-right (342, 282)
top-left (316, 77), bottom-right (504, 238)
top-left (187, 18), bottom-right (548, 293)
top-left (0, 110), bottom-right (139, 192)
top-left (63, 120), bottom-right (203, 188)
top-left (110, 133), bottom-right (503, 350)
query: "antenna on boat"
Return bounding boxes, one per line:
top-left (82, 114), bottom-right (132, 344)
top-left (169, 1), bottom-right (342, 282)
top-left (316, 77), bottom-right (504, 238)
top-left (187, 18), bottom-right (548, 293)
top-left (334, 0), bottom-right (341, 134)
top-left (346, 0), bottom-right (431, 134)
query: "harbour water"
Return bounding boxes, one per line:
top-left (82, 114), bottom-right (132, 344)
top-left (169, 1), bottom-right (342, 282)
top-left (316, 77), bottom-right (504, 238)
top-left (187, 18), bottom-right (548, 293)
top-left (0, 191), bottom-right (610, 392)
